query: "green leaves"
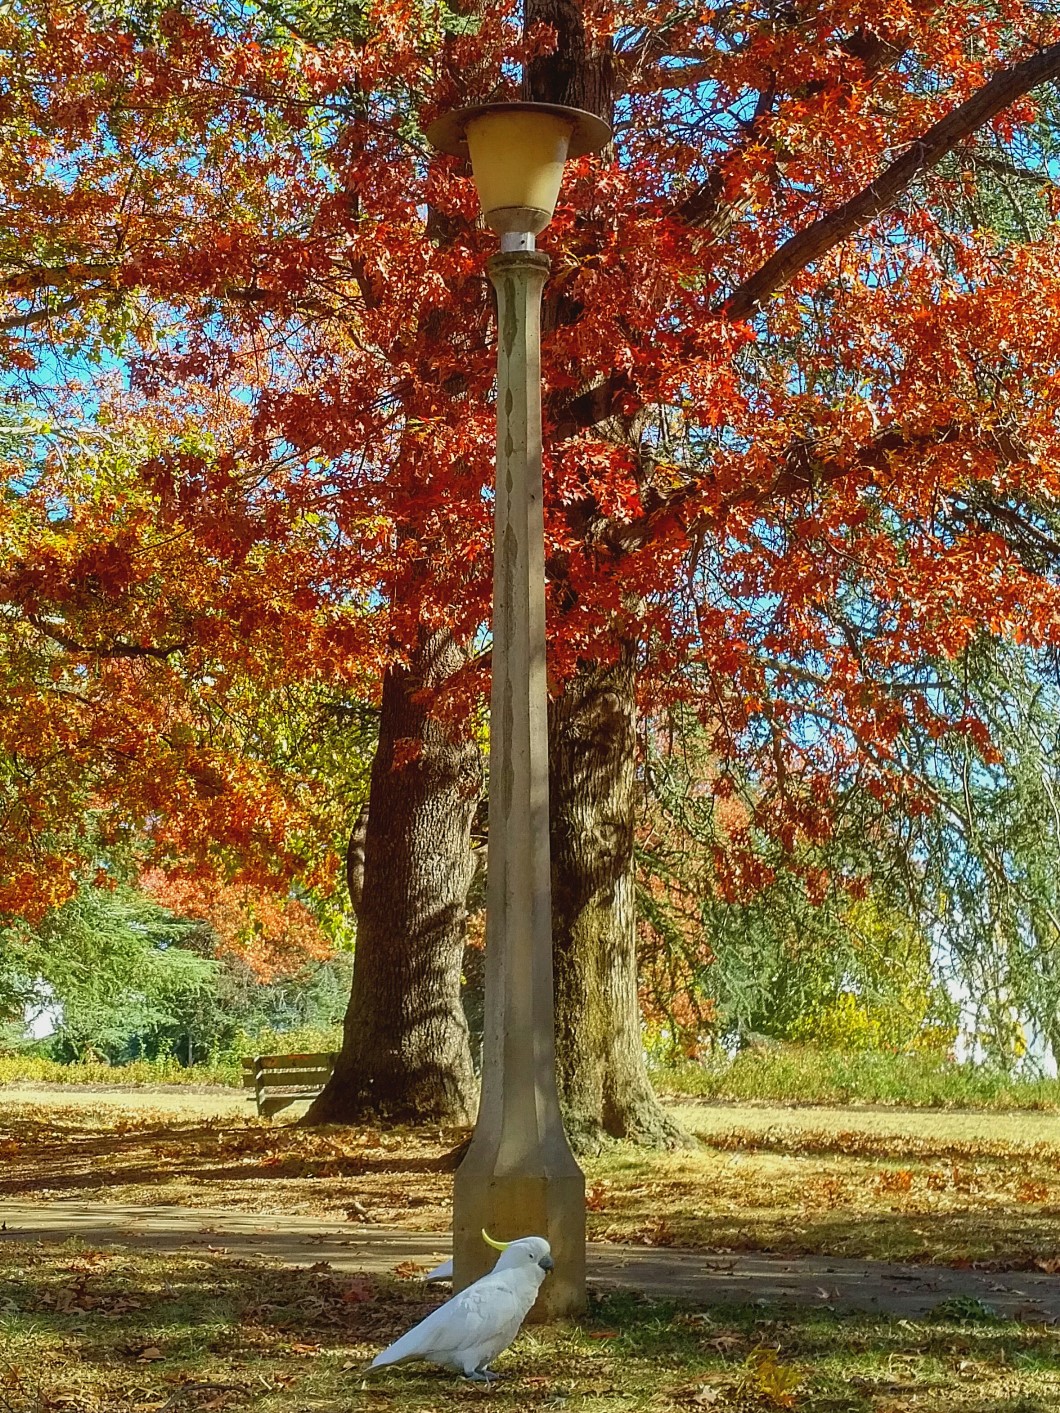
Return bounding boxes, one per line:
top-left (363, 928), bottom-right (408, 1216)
top-left (2, 883), bottom-right (219, 1059)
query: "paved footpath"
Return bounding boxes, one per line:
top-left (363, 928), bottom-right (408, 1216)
top-left (0, 1200), bottom-right (1057, 1322)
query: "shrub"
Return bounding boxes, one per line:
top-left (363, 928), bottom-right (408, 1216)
top-left (0, 1023), bottom-right (343, 1089)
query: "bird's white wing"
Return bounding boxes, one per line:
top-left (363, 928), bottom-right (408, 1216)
top-left (370, 1274), bottom-right (526, 1369)
top-left (424, 1258), bottom-right (453, 1283)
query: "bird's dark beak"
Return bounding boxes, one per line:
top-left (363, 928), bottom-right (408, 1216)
top-left (539, 1254), bottom-right (554, 1272)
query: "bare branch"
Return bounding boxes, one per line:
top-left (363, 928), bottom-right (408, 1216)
top-left (0, 295), bottom-right (88, 333)
top-left (966, 150), bottom-right (1059, 186)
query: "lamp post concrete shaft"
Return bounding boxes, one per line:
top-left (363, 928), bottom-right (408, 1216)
top-left (452, 247), bottom-right (586, 1317)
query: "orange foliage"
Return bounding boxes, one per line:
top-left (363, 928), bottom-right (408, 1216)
top-left (1, 0), bottom-right (1060, 922)
top-left (139, 869), bottom-right (333, 980)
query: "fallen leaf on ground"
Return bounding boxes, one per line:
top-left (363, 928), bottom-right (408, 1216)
top-left (744, 1346), bottom-right (801, 1408)
top-left (683, 1386), bottom-right (723, 1406)
top-left (392, 1260), bottom-right (429, 1278)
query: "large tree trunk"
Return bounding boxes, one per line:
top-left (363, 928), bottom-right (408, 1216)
top-left (304, 629), bottom-right (481, 1126)
top-left (549, 644), bottom-right (687, 1151)
top-left (526, 1), bottom-right (684, 1150)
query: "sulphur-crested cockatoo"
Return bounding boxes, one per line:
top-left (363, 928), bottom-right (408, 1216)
top-left (368, 1231), bottom-right (553, 1381)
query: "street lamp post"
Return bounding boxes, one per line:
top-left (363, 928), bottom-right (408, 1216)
top-left (426, 102), bottom-right (610, 1317)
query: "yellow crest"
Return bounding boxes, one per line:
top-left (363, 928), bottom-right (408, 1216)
top-left (481, 1228), bottom-right (511, 1251)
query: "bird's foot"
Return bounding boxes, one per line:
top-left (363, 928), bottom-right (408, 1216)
top-left (464, 1369), bottom-right (502, 1384)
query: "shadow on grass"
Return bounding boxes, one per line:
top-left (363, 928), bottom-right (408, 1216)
top-left (0, 1243), bottom-right (1057, 1412)
top-left (626, 1204), bottom-right (1060, 1270)
top-left (696, 1127), bottom-right (1059, 1165)
top-left (0, 1114), bottom-right (459, 1199)
top-left (4, 1108), bottom-right (1060, 1278)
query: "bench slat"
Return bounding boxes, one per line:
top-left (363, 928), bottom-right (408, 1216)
top-left (243, 1065), bottom-right (330, 1074)
top-left (254, 1074), bottom-right (332, 1086)
top-left (243, 1068), bottom-right (330, 1079)
top-left (240, 1051), bottom-right (338, 1116)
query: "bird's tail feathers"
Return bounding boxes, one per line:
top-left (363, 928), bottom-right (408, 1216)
top-left (366, 1350), bottom-right (399, 1372)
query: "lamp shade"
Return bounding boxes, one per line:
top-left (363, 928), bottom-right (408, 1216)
top-left (426, 102), bottom-right (611, 235)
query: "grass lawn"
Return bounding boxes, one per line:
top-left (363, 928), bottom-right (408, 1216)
top-left (2, 1091), bottom-right (1059, 1270)
top-left (1, 1240), bottom-right (1058, 1412)
top-left (655, 1050), bottom-right (1060, 1111)
top-left (590, 1104), bottom-right (1060, 1267)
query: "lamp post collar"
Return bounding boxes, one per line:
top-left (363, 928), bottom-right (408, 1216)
top-left (501, 231), bottom-right (536, 252)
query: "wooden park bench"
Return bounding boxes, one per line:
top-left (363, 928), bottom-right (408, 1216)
top-left (241, 1052), bottom-right (339, 1117)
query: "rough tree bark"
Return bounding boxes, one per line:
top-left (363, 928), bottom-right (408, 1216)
top-left (528, 0), bottom-right (686, 1149)
top-left (303, 629), bottom-right (481, 1125)
top-left (303, 1), bottom-right (492, 1131)
top-left (548, 644), bottom-right (687, 1150)
top-left (344, 797), bottom-right (370, 916)
top-left (524, 0), bottom-right (614, 118)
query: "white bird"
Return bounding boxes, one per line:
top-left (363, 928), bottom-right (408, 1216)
top-left (423, 1258), bottom-right (453, 1283)
top-left (368, 1231), bottom-right (553, 1381)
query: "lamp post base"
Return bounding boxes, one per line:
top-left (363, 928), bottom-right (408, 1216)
top-left (453, 1160), bottom-right (586, 1317)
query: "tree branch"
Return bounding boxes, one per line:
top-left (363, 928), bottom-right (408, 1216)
top-left (604, 422), bottom-right (1028, 555)
top-left (966, 150), bottom-right (1059, 186)
top-left (553, 41), bottom-right (1060, 442)
top-left (724, 41), bottom-right (1060, 321)
top-left (0, 264), bottom-right (116, 295)
top-left (29, 617), bottom-right (187, 661)
top-left (0, 295), bottom-right (88, 333)
top-left (673, 18), bottom-right (917, 231)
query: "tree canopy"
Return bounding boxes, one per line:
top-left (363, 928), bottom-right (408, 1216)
top-left (3, 0), bottom-right (1060, 1084)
